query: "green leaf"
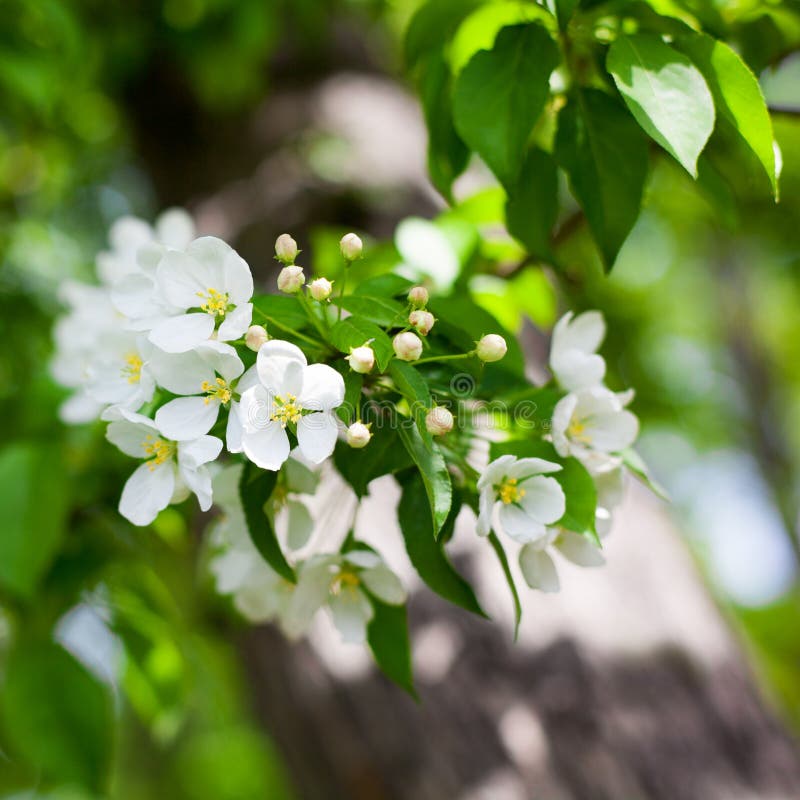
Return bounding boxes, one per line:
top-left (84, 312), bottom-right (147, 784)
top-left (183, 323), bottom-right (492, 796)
top-left (398, 472), bottom-right (486, 617)
top-left (353, 273), bottom-right (414, 298)
top-left (553, 0), bottom-right (580, 30)
top-left (453, 23), bottom-right (560, 188)
top-left (0, 443), bottom-right (66, 598)
top-left (337, 370), bottom-right (364, 425)
top-left (505, 146), bottom-right (559, 262)
top-left (676, 33), bottom-right (777, 197)
top-left (488, 532), bottom-right (522, 638)
top-left (239, 462), bottom-right (295, 582)
top-left (397, 423), bottom-right (452, 535)
top-left (365, 592), bottom-right (416, 697)
top-left (607, 33), bottom-right (715, 177)
top-left (405, 0), bottom-right (481, 69)
top-left (389, 360), bottom-right (433, 446)
top-left (330, 316), bottom-right (394, 371)
top-left (555, 89), bottom-right (649, 269)
top-left (332, 294), bottom-right (406, 327)
top-left (0, 642), bottom-right (113, 791)
top-left (252, 293), bottom-right (308, 333)
top-left (334, 425), bottom-right (412, 497)
top-left (622, 447), bottom-right (670, 500)
top-left (418, 50), bottom-right (470, 199)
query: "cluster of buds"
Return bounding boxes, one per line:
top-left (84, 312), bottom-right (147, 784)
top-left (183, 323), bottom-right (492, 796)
top-left (406, 285), bottom-right (435, 336)
top-left (276, 232), bottom-right (361, 297)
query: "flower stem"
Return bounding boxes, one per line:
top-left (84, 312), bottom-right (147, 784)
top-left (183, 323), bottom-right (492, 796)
top-left (413, 351), bottom-right (476, 366)
top-left (337, 263), bottom-right (348, 322)
top-left (252, 306), bottom-right (324, 348)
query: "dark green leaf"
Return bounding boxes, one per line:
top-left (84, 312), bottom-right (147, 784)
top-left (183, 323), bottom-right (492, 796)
top-left (488, 532), bottom-right (522, 638)
top-left (334, 424), bottom-right (412, 497)
top-left (555, 89), bottom-right (649, 269)
top-left (607, 33), bottom-right (715, 177)
top-left (397, 423), bottom-right (452, 535)
top-left (337, 370), bottom-right (364, 425)
top-left (239, 462), bottom-right (294, 582)
top-left (330, 316), bottom-right (394, 371)
top-left (252, 293), bottom-right (308, 333)
top-left (353, 273), bottom-right (414, 298)
top-left (332, 294), bottom-right (406, 327)
top-left (405, 0), bottom-right (481, 69)
top-left (0, 642), bottom-right (113, 791)
top-left (0, 443), bottom-right (66, 598)
top-left (398, 472), bottom-right (486, 617)
top-left (389, 360), bottom-right (433, 446)
top-left (365, 592), bottom-right (417, 697)
top-left (453, 23), bottom-right (560, 188)
top-left (505, 146), bottom-right (559, 261)
top-left (554, 0), bottom-right (580, 30)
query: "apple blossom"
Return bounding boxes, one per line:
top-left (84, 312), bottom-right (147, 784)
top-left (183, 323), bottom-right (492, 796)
top-left (476, 334), bottom-right (507, 363)
top-left (408, 285), bottom-right (429, 308)
top-left (347, 422), bottom-right (372, 448)
top-left (345, 345), bottom-right (375, 374)
top-left (550, 310), bottom-right (606, 392)
top-left (393, 331), bottom-right (423, 361)
top-left (85, 332), bottom-right (156, 413)
top-left (339, 232), bottom-right (362, 262)
top-left (275, 233), bottom-right (299, 265)
top-left (409, 309), bottom-right (435, 335)
top-left (477, 455), bottom-right (565, 542)
top-left (277, 265), bottom-right (305, 294)
top-left (308, 277), bottom-right (333, 301)
top-left (425, 406), bottom-right (453, 436)
top-left (245, 324), bottom-right (268, 351)
top-left (519, 529), bottom-right (605, 594)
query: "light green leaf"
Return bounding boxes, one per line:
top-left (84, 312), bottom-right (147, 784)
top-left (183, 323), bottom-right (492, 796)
top-left (330, 316), bottom-right (394, 371)
top-left (555, 89), bottom-right (649, 270)
top-left (607, 33), bottom-right (715, 177)
top-left (677, 33), bottom-right (777, 197)
top-left (252, 293), bottom-right (308, 333)
top-left (239, 463), bottom-right (295, 583)
top-left (0, 642), bottom-right (113, 791)
top-left (0, 443), bottom-right (66, 598)
top-left (332, 294), bottom-right (406, 327)
top-left (453, 23), bottom-right (560, 188)
top-left (397, 423), bottom-right (452, 535)
top-left (353, 273), bottom-right (414, 298)
top-left (365, 592), bottom-right (417, 697)
top-left (398, 473), bottom-right (486, 617)
top-left (505, 146), bottom-right (559, 262)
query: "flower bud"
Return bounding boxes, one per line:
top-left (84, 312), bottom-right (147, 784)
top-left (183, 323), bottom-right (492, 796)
top-left (425, 406), bottom-right (454, 436)
top-left (277, 265), bottom-right (305, 294)
top-left (476, 333), bottom-right (507, 363)
top-left (275, 233), bottom-right (299, 264)
top-left (346, 345), bottom-right (375, 374)
top-left (408, 285), bottom-right (429, 308)
top-left (409, 309), bottom-right (435, 336)
top-left (308, 277), bottom-right (333, 301)
top-left (347, 421), bottom-right (372, 449)
top-left (340, 232), bottom-right (363, 262)
top-left (393, 331), bottom-right (423, 362)
top-left (245, 324), bottom-right (268, 352)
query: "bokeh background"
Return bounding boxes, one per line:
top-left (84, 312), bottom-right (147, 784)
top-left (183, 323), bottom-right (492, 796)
top-left (2, 1), bottom-right (800, 797)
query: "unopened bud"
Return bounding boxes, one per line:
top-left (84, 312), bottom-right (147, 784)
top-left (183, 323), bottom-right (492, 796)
top-left (426, 406), bottom-right (454, 436)
top-left (346, 345), bottom-right (375, 374)
top-left (275, 233), bottom-right (299, 264)
top-left (408, 285), bottom-right (429, 308)
top-left (347, 421), bottom-right (372, 449)
top-left (340, 232), bottom-right (363, 262)
top-left (309, 277), bottom-right (333, 301)
top-left (476, 333), bottom-right (507, 363)
top-left (393, 331), bottom-right (423, 362)
top-left (277, 265), bottom-right (305, 294)
top-left (409, 309), bottom-right (435, 335)
top-left (245, 324), bottom-right (268, 351)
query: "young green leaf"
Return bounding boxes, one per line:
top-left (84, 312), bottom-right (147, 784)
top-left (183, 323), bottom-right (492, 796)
top-left (607, 33), bottom-right (715, 177)
top-left (453, 23), bottom-right (559, 188)
top-left (365, 591), bottom-right (417, 697)
top-left (398, 472), bottom-right (486, 617)
top-left (676, 33), bottom-right (777, 197)
top-left (505, 146), bottom-right (559, 262)
top-left (334, 425), bottom-right (413, 497)
top-left (555, 89), bottom-right (649, 270)
top-left (332, 294), bottom-right (406, 327)
top-left (397, 423), bottom-right (452, 535)
top-left (330, 316), bottom-right (394, 371)
top-left (239, 462), bottom-right (295, 582)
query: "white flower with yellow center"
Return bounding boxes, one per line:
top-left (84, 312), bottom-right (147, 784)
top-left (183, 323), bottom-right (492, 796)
top-left (147, 341), bottom-right (245, 441)
top-left (550, 310), bottom-right (607, 392)
top-left (477, 455), bottom-right (566, 543)
top-left (237, 340), bottom-right (344, 470)
top-left (106, 409), bottom-right (222, 526)
top-left (519, 528), bottom-right (605, 594)
top-left (551, 387), bottom-right (639, 468)
top-left (85, 333), bottom-right (156, 413)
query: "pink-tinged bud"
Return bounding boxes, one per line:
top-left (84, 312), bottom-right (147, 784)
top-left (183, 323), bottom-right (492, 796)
top-left (245, 324), bottom-right (268, 351)
top-left (408, 285), bottom-right (429, 308)
top-left (346, 345), bottom-right (375, 374)
top-left (409, 309), bottom-right (435, 335)
top-left (275, 233), bottom-right (299, 264)
top-left (309, 277), bottom-right (333, 301)
top-left (426, 406), bottom-right (454, 436)
top-left (347, 421), bottom-right (372, 449)
top-left (340, 232), bottom-right (363, 262)
top-left (476, 334), bottom-right (507, 363)
top-left (393, 331), bottom-right (423, 362)
top-left (277, 265), bottom-right (305, 294)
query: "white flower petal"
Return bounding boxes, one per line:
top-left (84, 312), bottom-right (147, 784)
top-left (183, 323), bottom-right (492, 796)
top-left (238, 385), bottom-right (274, 432)
top-left (296, 411), bottom-right (339, 464)
top-left (181, 463), bottom-right (214, 511)
top-left (551, 394), bottom-right (577, 457)
top-left (508, 457), bottom-right (562, 479)
top-left (226, 401), bottom-right (244, 453)
top-left (217, 302), bottom-right (252, 342)
top-left (106, 417), bottom-right (158, 458)
top-left (519, 475), bottom-right (566, 525)
top-left (361, 565), bottom-right (406, 605)
top-left (178, 435), bottom-right (223, 469)
top-left (148, 313), bottom-right (215, 353)
top-left (298, 363), bottom-right (345, 412)
top-left (222, 250), bottom-right (254, 305)
top-left (344, 550), bottom-right (382, 569)
top-left (59, 391), bottom-right (104, 425)
top-left (196, 340), bottom-right (244, 382)
top-left (155, 208), bottom-right (195, 248)
top-left (477, 487), bottom-right (494, 536)
top-left (111, 274), bottom-right (157, 320)
top-left (257, 340), bottom-right (306, 394)
top-left (498, 503), bottom-right (548, 544)
top-left (519, 545), bottom-right (560, 593)
top-left (286, 500), bottom-right (314, 550)
top-left (477, 455), bottom-right (516, 491)
top-left (242, 423), bottom-right (291, 471)
top-left (148, 349), bottom-right (216, 395)
top-left (119, 461), bottom-right (175, 526)
top-left (158, 247), bottom-right (223, 310)
top-left (329, 587), bottom-right (373, 644)
top-left (283, 557), bottom-right (336, 638)
top-left (584, 410), bottom-right (639, 453)
top-left (155, 396), bottom-right (220, 440)
top-left (555, 531), bottom-right (605, 567)
top-left (552, 349), bottom-right (606, 393)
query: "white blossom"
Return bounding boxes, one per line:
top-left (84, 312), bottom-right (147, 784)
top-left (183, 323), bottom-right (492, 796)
top-left (85, 332), bottom-right (156, 413)
top-left (519, 528), bottom-right (605, 594)
top-left (550, 310), bottom-right (606, 392)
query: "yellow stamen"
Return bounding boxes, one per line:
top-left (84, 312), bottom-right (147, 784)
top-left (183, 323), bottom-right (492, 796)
top-left (498, 477), bottom-right (525, 505)
top-left (201, 377), bottom-right (232, 405)
top-left (142, 434), bottom-right (176, 470)
top-left (568, 418), bottom-right (592, 444)
top-left (331, 569), bottom-right (361, 593)
top-left (121, 353), bottom-right (143, 384)
top-left (270, 393), bottom-right (303, 427)
top-left (196, 287), bottom-right (230, 317)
